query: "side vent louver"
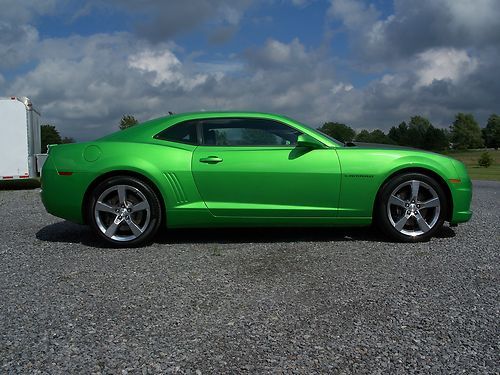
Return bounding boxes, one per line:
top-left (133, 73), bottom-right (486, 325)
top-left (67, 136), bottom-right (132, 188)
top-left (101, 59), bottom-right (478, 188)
top-left (164, 172), bottom-right (188, 204)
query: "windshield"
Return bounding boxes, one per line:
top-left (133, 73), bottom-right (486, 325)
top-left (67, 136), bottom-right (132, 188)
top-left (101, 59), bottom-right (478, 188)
top-left (315, 129), bottom-right (344, 146)
top-left (285, 116), bottom-right (343, 146)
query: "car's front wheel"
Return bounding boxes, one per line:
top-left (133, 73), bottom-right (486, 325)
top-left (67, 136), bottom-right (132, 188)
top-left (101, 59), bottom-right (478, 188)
top-left (377, 173), bottom-right (447, 242)
top-left (88, 176), bottom-right (162, 247)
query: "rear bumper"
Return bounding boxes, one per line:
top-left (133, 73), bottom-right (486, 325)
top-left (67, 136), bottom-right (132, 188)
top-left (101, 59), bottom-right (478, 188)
top-left (40, 157), bottom-right (90, 224)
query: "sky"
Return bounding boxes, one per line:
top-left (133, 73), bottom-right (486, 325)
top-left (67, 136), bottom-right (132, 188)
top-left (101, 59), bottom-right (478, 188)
top-left (1, 0), bottom-right (499, 141)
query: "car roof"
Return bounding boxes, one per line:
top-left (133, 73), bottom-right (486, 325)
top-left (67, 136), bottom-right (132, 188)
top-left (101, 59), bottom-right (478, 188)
top-left (167, 111), bottom-right (293, 121)
top-left (97, 111), bottom-right (340, 147)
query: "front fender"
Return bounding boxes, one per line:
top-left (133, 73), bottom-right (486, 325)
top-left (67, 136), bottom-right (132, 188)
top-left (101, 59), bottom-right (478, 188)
top-left (336, 148), bottom-right (461, 219)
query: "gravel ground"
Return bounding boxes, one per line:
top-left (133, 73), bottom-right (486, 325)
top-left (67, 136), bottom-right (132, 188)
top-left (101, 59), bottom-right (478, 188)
top-left (0, 181), bottom-right (498, 374)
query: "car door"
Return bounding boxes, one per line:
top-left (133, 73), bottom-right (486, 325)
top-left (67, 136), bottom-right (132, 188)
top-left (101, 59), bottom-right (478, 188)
top-left (191, 117), bottom-right (341, 218)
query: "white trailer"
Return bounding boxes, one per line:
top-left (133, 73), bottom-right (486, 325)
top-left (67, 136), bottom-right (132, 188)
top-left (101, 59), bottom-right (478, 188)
top-left (0, 97), bottom-right (46, 180)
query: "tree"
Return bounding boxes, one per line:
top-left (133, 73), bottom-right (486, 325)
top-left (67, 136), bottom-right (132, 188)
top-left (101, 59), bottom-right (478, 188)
top-left (388, 121), bottom-right (412, 146)
top-left (482, 114), bottom-right (500, 149)
top-left (354, 129), bottom-right (371, 143)
top-left (355, 129), bottom-right (394, 144)
top-left (388, 122), bottom-right (404, 145)
top-left (478, 152), bottom-right (493, 168)
top-left (318, 122), bottom-right (355, 143)
top-left (119, 115), bottom-right (139, 130)
top-left (61, 137), bottom-right (75, 144)
top-left (407, 116), bottom-right (431, 149)
top-left (450, 113), bottom-right (484, 149)
top-left (389, 117), bottom-right (450, 150)
top-left (368, 129), bottom-right (393, 144)
top-left (423, 126), bottom-right (449, 151)
top-left (41, 124), bottom-right (62, 152)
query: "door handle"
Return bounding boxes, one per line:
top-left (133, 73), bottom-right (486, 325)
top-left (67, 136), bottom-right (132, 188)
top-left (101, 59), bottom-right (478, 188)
top-left (199, 156), bottom-right (223, 164)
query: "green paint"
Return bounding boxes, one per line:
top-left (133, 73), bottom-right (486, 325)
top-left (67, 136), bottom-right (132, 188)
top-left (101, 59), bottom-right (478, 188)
top-left (41, 112), bottom-right (472, 228)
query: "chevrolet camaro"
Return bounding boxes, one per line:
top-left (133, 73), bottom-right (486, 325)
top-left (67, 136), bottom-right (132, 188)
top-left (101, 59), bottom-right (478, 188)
top-left (41, 112), bottom-right (472, 246)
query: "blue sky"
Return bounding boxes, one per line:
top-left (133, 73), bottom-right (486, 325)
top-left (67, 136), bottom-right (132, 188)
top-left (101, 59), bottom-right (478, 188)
top-left (1, 0), bottom-right (499, 140)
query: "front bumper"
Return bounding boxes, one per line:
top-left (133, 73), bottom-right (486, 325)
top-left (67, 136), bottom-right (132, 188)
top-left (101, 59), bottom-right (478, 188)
top-left (449, 174), bottom-right (473, 224)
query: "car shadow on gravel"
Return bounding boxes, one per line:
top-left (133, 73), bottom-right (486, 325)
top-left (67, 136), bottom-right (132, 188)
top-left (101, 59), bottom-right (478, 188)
top-left (36, 220), bottom-right (456, 247)
top-left (0, 180), bottom-right (40, 190)
top-left (157, 225), bottom-right (456, 244)
top-left (36, 221), bottom-right (107, 248)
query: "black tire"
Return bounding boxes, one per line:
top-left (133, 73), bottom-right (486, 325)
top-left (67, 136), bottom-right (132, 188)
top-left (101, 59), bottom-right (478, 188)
top-left (87, 176), bottom-right (162, 247)
top-left (376, 172), bottom-right (447, 242)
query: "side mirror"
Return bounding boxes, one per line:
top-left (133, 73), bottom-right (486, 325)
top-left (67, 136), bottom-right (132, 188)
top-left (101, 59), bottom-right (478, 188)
top-left (296, 134), bottom-right (325, 149)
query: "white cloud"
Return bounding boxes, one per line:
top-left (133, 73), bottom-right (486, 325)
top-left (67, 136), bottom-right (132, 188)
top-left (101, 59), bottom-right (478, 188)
top-left (0, 0), bottom-right (58, 22)
top-left (1, 0), bottom-right (500, 141)
top-left (331, 83), bottom-right (353, 94)
top-left (329, 0), bottom-right (500, 63)
top-left (219, 4), bottom-right (243, 25)
top-left (0, 24), bottom-right (39, 68)
top-left (443, 0), bottom-right (499, 38)
top-left (246, 38), bottom-right (309, 69)
top-left (102, 0), bottom-right (252, 42)
top-left (194, 61), bottom-right (243, 75)
top-left (5, 29), bottom-right (499, 140)
top-left (0, 0), bottom-right (60, 68)
top-left (328, 0), bottom-right (379, 29)
top-left (414, 48), bottom-right (478, 88)
top-left (267, 39), bottom-right (305, 63)
top-left (128, 49), bottom-right (208, 90)
top-left (5, 32), bottom-right (251, 139)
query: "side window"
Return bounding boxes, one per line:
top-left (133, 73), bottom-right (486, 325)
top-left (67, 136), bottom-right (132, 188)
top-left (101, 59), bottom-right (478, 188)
top-left (154, 120), bottom-right (198, 145)
top-left (201, 118), bottom-right (301, 146)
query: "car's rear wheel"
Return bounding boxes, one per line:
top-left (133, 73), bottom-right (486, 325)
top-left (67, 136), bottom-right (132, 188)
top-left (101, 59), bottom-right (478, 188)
top-left (376, 172), bottom-right (447, 242)
top-left (88, 176), bottom-right (162, 247)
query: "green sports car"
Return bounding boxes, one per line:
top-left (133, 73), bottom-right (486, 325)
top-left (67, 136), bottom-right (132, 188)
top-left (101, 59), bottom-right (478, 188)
top-left (41, 112), bottom-right (472, 247)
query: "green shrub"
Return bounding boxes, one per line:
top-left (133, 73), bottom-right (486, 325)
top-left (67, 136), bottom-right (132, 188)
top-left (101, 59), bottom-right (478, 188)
top-left (478, 152), bottom-right (493, 168)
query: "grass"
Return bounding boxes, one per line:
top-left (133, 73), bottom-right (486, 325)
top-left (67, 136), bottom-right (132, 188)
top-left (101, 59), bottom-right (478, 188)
top-left (442, 149), bottom-right (500, 181)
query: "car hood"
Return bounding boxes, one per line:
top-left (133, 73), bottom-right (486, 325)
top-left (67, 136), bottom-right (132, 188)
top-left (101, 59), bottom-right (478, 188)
top-left (346, 142), bottom-right (459, 163)
top-left (348, 142), bottom-right (417, 151)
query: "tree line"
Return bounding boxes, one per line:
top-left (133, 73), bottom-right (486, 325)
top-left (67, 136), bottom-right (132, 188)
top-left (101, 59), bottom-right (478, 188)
top-left (39, 115), bottom-right (138, 151)
top-left (318, 113), bottom-right (500, 151)
top-left (118, 113), bottom-right (500, 151)
top-left (40, 125), bottom-right (75, 152)
top-left (41, 112), bottom-right (500, 152)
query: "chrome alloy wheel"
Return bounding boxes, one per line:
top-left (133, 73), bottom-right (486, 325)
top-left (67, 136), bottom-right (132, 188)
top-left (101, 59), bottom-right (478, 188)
top-left (94, 184), bottom-right (151, 242)
top-left (387, 179), bottom-right (441, 237)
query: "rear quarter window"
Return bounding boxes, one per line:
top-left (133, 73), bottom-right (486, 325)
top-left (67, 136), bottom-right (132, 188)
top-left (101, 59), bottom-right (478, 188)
top-left (154, 120), bottom-right (198, 145)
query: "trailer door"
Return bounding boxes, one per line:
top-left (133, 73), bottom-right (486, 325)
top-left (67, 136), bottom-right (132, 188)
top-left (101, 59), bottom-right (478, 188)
top-left (0, 99), bottom-right (29, 178)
